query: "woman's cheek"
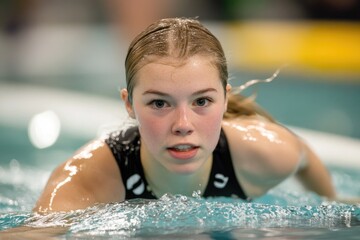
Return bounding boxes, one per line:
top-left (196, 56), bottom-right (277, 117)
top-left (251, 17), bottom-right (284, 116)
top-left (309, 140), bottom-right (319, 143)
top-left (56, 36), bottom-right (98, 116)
top-left (203, 109), bottom-right (224, 141)
top-left (137, 113), bottom-right (166, 140)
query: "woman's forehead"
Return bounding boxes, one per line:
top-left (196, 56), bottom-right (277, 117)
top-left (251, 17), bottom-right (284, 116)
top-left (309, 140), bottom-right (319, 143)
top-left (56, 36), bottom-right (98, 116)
top-left (132, 56), bottom-right (223, 95)
top-left (137, 55), bottom-right (218, 80)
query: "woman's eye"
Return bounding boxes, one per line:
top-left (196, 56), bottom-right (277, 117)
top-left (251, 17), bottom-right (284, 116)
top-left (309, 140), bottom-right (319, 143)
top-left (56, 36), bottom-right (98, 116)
top-left (150, 100), bottom-right (167, 109)
top-left (195, 98), bottom-right (211, 107)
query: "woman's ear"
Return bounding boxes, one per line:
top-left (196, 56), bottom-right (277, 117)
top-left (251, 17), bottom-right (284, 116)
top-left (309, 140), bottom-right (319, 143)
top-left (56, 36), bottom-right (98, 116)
top-left (226, 84), bottom-right (232, 93)
top-left (121, 88), bottom-right (136, 119)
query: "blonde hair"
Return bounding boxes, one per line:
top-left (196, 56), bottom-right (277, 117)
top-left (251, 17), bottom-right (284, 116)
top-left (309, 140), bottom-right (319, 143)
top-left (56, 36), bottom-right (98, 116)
top-left (125, 17), bottom-right (273, 121)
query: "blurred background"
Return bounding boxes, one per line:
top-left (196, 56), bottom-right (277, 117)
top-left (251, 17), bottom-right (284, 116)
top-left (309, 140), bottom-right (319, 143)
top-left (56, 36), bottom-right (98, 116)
top-left (0, 0), bottom-right (359, 168)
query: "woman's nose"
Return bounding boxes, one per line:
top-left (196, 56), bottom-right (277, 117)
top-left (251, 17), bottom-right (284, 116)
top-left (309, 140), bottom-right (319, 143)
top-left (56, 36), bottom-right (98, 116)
top-left (171, 106), bottom-right (194, 136)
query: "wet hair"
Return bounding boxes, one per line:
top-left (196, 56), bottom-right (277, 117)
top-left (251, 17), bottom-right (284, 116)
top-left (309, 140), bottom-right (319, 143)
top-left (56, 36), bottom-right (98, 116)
top-left (125, 17), bottom-right (273, 121)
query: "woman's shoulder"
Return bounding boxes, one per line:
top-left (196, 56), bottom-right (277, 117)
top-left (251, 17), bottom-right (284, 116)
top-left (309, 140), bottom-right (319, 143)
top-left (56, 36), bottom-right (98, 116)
top-left (221, 116), bottom-right (302, 196)
top-left (34, 139), bottom-right (124, 212)
top-left (58, 138), bottom-right (121, 187)
top-left (222, 116), bottom-right (301, 164)
top-left (222, 116), bottom-right (299, 150)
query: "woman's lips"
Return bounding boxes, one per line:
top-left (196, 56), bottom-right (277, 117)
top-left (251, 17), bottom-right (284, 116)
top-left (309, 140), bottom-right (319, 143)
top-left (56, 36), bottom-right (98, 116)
top-left (167, 145), bottom-right (199, 160)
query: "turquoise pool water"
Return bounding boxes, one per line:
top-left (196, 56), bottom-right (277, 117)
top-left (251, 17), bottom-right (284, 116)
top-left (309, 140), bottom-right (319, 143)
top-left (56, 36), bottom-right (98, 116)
top-left (0, 124), bottom-right (360, 239)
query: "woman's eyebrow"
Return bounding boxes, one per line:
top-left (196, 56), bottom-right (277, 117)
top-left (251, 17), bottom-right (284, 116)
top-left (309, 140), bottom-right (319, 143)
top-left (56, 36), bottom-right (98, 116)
top-left (142, 88), bottom-right (217, 96)
top-left (142, 90), bottom-right (170, 97)
top-left (192, 88), bottom-right (218, 95)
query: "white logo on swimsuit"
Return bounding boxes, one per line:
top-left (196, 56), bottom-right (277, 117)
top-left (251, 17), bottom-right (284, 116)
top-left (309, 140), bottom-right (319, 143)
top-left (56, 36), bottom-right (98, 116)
top-left (214, 173), bottom-right (229, 189)
top-left (126, 174), bottom-right (145, 195)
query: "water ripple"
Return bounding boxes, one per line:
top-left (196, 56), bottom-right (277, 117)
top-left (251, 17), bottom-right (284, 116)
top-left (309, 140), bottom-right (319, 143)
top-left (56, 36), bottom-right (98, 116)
top-left (14, 194), bottom-right (359, 238)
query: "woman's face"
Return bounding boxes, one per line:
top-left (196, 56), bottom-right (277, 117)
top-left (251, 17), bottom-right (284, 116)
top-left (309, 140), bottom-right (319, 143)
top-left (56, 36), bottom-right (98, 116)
top-left (123, 55), bottom-right (229, 174)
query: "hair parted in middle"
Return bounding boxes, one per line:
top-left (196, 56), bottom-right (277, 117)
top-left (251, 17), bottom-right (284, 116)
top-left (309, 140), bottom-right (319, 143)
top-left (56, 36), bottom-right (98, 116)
top-left (124, 17), bottom-right (274, 121)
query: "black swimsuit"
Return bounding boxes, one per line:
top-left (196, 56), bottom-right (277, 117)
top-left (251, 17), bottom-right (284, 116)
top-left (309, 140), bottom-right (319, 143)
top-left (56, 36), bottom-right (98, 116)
top-left (105, 127), bottom-right (248, 200)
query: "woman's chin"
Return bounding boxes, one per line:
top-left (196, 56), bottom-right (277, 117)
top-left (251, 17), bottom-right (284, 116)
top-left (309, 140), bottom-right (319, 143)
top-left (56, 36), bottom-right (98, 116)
top-left (166, 163), bottom-right (201, 175)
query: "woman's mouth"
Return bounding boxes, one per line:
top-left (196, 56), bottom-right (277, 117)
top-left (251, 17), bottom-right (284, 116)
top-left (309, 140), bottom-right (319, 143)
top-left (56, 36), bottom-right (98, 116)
top-left (167, 144), bottom-right (199, 159)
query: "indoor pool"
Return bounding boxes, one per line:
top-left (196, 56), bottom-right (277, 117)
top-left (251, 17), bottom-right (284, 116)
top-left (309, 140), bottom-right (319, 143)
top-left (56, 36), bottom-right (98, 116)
top-left (1, 84), bottom-right (360, 239)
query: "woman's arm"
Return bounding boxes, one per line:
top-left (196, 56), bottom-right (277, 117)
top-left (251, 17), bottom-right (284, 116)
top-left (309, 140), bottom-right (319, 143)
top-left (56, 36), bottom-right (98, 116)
top-left (295, 141), bottom-right (336, 199)
top-left (295, 138), bottom-right (360, 204)
top-left (33, 140), bottom-right (125, 213)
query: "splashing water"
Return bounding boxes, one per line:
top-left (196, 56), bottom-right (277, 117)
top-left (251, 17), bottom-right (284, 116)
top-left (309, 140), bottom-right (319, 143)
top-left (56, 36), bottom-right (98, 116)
top-left (13, 194), bottom-right (358, 238)
top-left (0, 163), bottom-right (359, 239)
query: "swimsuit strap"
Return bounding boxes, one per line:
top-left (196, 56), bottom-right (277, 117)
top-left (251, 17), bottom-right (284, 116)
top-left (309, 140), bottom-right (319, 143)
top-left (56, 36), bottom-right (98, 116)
top-left (106, 127), bottom-right (156, 199)
top-left (202, 129), bottom-right (248, 199)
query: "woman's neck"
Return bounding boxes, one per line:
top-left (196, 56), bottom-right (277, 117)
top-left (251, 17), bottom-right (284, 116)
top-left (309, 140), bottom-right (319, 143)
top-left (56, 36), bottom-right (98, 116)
top-left (140, 144), bottom-right (212, 198)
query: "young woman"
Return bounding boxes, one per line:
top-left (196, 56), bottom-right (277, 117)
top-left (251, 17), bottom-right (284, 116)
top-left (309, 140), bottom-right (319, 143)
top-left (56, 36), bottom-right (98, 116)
top-left (33, 18), bottom-right (335, 213)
